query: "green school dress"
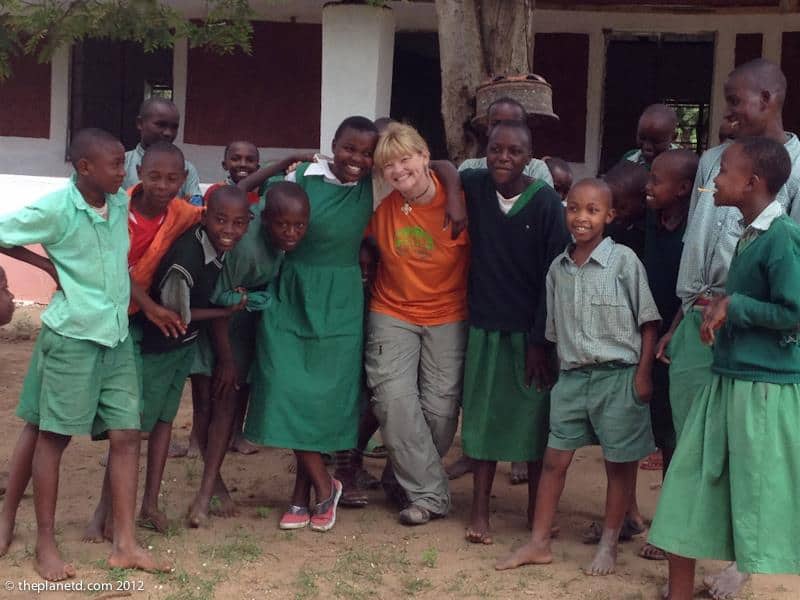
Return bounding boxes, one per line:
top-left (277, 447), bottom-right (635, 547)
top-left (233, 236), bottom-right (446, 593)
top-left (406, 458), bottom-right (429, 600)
top-left (244, 163), bottom-right (373, 452)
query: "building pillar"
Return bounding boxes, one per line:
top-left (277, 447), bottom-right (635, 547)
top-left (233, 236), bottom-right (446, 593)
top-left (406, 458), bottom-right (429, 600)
top-left (709, 29), bottom-right (735, 148)
top-left (320, 3), bottom-right (395, 153)
top-left (172, 38), bottom-right (189, 144)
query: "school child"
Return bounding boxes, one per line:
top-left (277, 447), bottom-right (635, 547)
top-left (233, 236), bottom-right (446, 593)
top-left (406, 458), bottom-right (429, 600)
top-left (460, 121), bottom-right (570, 544)
top-left (656, 59), bottom-right (800, 599)
top-left (603, 160), bottom-right (649, 258)
top-left (186, 180), bottom-right (311, 528)
top-left (544, 156), bottom-right (573, 203)
top-left (622, 104), bottom-right (679, 168)
top-left (496, 178), bottom-right (660, 575)
top-left (83, 141), bottom-right (202, 541)
top-left (186, 139), bottom-right (262, 460)
top-left (636, 149), bottom-right (699, 562)
top-left (0, 266), bottom-right (14, 326)
top-left (0, 128), bottom-right (169, 580)
top-left (649, 137), bottom-right (800, 600)
top-left (459, 97), bottom-right (554, 186)
top-left (202, 141), bottom-right (262, 206)
top-left (123, 97), bottom-right (203, 205)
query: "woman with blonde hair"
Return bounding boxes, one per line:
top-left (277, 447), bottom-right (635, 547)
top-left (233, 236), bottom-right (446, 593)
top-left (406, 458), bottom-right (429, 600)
top-left (364, 123), bottom-right (469, 525)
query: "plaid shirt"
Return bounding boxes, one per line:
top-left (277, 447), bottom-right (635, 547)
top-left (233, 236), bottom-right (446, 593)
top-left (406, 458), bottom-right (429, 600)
top-left (546, 237), bottom-right (661, 371)
top-left (676, 134), bottom-right (800, 314)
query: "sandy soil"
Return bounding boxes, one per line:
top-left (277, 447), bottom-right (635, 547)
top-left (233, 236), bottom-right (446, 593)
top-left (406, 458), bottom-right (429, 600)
top-left (0, 322), bottom-right (798, 599)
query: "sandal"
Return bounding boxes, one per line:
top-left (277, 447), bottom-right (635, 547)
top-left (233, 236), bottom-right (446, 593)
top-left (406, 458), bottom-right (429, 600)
top-left (639, 542), bottom-right (667, 560)
top-left (399, 504), bottom-right (437, 526)
top-left (639, 450), bottom-right (664, 471)
top-left (338, 480), bottom-right (369, 508)
top-left (582, 517), bottom-right (645, 544)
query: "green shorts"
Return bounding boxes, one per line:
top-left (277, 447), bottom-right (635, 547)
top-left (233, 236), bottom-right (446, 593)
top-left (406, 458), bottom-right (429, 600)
top-left (189, 312), bottom-right (256, 380)
top-left (548, 364), bottom-right (655, 463)
top-left (649, 375), bottom-right (800, 574)
top-left (140, 344), bottom-right (196, 433)
top-left (23, 326), bottom-right (140, 437)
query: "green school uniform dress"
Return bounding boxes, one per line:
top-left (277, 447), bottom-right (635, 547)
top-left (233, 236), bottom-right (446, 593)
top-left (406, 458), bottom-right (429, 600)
top-left (650, 208), bottom-right (800, 574)
top-left (459, 170), bottom-right (570, 462)
top-left (244, 162), bottom-right (373, 452)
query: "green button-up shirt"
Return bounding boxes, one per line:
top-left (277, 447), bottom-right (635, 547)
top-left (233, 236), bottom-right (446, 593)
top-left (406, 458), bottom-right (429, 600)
top-left (546, 237), bottom-right (661, 370)
top-left (0, 177), bottom-right (130, 347)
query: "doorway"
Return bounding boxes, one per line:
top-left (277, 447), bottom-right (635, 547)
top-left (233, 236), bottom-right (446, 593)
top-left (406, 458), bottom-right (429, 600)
top-left (599, 33), bottom-right (714, 173)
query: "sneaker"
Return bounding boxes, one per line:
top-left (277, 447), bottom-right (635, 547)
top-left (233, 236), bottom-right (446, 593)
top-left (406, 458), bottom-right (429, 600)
top-left (309, 478), bottom-right (343, 532)
top-left (399, 504), bottom-right (434, 526)
top-left (279, 505), bottom-right (310, 530)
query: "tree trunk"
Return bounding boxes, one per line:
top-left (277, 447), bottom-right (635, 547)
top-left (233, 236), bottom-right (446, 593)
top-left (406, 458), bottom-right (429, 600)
top-left (435, 0), bottom-right (534, 162)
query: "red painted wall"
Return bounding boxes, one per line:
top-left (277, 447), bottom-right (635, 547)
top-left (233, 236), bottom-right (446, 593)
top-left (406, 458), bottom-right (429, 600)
top-left (0, 54), bottom-right (51, 138)
top-left (184, 21), bottom-right (322, 148)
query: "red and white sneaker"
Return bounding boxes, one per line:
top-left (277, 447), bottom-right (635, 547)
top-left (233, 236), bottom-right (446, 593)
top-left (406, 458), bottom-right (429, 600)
top-left (279, 505), bottom-right (310, 530)
top-left (309, 478), bottom-right (343, 532)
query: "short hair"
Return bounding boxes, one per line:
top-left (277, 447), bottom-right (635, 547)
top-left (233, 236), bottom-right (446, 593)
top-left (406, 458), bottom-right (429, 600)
top-left (138, 97), bottom-right (178, 119)
top-left (639, 104), bottom-right (678, 129)
top-left (333, 116), bottom-right (378, 142)
top-left (544, 156), bottom-right (572, 175)
top-left (141, 141), bottom-right (185, 170)
top-left (222, 140), bottom-right (259, 161)
top-left (488, 120), bottom-right (532, 150)
top-left (487, 96), bottom-right (527, 120)
top-left (603, 160), bottom-right (649, 208)
top-left (205, 184), bottom-right (248, 211)
top-left (373, 117), bottom-right (396, 133)
top-left (734, 136), bottom-right (791, 195)
top-left (68, 128), bottom-right (121, 168)
top-left (570, 177), bottom-right (613, 208)
top-left (730, 58), bottom-right (787, 105)
top-left (373, 123), bottom-right (430, 171)
top-left (264, 181), bottom-right (311, 217)
top-left (656, 149), bottom-right (700, 184)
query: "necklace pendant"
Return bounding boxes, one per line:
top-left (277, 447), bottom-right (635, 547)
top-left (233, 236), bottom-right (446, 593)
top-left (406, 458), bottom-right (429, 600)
top-left (401, 202), bottom-right (412, 215)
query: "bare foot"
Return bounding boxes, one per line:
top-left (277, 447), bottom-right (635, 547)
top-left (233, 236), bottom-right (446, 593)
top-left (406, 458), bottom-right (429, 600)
top-left (35, 540), bottom-right (76, 581)
top-left (465, 527), bottom-right (493, 545)
top-left (445, 455), bottom-right (473, 480)
top-left (510, 461), bottom-right (528, 485)
top-left (495, 540), bottom-right (552, 570)
top-left (186, 497), bottom-right (209, 528)
top-left (138, 507), bottom-right (169, 533)
top-left (703, 562), bottom-right (750, 600)
top-left (585, 542), bottom-right (617, 576)
top-left (186, 439), bottom-right (200, 459)
top-left (230, 436), bottom-right (260, 455)
top-left (82, 520), bottom-right (105, 544)
top-left (167, 441), bottom-right (188, 459)
top-left (0, 519), bottom-right (14, 556)
top-left (108, 545), bottom-right (171, 573)
top-left (209, 479), bottom-right (239, 518)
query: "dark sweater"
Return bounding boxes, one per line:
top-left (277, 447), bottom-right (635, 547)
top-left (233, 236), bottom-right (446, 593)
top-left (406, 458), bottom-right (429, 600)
top-left (461, 169), bottom-right (570, 343)
top-left (643, 208), bottom-right (686, 336)
top-left (713, 215), bottom-right (800, 383)
top-left (141, 225), bottom-right (224, 353)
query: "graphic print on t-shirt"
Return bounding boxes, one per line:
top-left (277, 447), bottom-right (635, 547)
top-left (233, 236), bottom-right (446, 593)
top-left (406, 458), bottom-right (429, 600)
top-left (394, 225), bottom-right (434, 260)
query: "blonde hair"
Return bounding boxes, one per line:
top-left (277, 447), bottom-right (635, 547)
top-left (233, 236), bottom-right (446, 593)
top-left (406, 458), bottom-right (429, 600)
top-left (373, 123), bottom-right (430, 172)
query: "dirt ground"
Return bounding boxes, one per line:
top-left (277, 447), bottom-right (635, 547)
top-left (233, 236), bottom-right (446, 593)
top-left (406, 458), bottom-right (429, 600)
top-left (0, 316), bottom-right (798, 599)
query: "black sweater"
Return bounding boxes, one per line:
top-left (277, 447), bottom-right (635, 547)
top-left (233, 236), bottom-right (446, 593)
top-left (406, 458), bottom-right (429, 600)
top-left (461, 169), bottom-right (570, 343)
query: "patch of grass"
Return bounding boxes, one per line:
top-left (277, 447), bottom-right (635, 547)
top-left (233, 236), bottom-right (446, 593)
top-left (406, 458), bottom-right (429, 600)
top-left (255, 505), bottom-right (272, 519)
top-left (402, 575), bottom-right (433, 596)
top-left (209, 495), bottom-right (222, 512)
top-left (294, 568), bottom-right (318, 600)
top-left (420, 546), bottom-right (438, 568)
top-left (184, 460), bottom-right (198, 483)
top-left (162, 568), bottom-right (221, 600)
top-left (199, 528), bottom-right (261, 566)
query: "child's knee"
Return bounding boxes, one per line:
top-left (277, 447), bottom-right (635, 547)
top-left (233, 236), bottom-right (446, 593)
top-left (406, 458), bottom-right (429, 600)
top-left (108, 429), bottom-right (141, 450)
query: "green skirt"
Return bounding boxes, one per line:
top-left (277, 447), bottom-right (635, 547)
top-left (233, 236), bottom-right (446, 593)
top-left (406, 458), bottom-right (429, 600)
top-left (649, 375), bottom-right (800, 574)
top-left (461, 328), bottom-right (549, 462)
top-left (668, 308), bottom-right (713, 439)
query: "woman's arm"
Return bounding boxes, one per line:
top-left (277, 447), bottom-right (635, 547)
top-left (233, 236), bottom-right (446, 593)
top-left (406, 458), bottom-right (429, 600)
top-left (237, 153), bottom-right (316, 193)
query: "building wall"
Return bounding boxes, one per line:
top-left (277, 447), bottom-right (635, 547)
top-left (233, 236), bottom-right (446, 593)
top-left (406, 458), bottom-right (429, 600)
top-left (2, 4), bottom-right (800, 199)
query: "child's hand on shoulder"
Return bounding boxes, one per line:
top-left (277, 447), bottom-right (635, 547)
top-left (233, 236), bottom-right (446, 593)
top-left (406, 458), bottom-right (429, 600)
top-left (285, 153), bottom-right (318, 174)
top-left (633, 368), bottom-right (653, 404)
top-left (700, 296), bottom-right (730, 345)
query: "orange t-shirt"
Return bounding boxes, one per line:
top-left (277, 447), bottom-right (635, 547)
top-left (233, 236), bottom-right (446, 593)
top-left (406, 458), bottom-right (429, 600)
top-left (366, 176), bottom-right (469, 326)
